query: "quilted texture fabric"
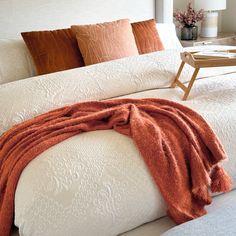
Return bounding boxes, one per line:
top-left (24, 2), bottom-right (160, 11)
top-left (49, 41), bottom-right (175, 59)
top-left (71, 19), bottom-right (139, 65)
top-left (0, 39), bottom-right (36, 85)
top-left (21, 28), bottom-right (84, 75)
top-left (122, 190), bottom-right (236, 236)
top-left (132, 19), bottom-right (164, 54)
top-left (162, 202), bottom-right (236, 236)
top-left (0, 47), bottom-right (236, 236)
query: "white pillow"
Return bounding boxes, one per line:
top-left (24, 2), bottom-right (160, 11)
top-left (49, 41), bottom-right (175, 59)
top-left (0, 39), bottom-right (35, 85)
top-left (156, 23), bottom-right (182, 50)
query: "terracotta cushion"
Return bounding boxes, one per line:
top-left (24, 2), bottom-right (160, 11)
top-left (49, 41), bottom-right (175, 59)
top-left (21, 28), bottom-right (84, 75)
top-left (71, 19), bottom-right (139, 66)
top-left (131, 19), bottom-right (164, 54)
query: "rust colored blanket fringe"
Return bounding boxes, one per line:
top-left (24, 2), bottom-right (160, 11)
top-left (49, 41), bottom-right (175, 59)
top-left (0, 98), bottom-right (232, 236)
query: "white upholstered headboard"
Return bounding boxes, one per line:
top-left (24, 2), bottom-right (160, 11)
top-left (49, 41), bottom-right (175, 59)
top-left (0, 0), bottom-right (173, 39)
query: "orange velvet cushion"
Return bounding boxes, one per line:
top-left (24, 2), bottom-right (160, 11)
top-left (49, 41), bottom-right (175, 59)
top-left (131, 19), bottom-right (164, 54)
top-left (21, 29), bottom-right (84, 75)
top-left (71, 19), bottom-right (139, 66)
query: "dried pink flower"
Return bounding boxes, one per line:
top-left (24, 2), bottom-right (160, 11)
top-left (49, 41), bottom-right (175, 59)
top-left (173, 2), bottom-right (205, 27)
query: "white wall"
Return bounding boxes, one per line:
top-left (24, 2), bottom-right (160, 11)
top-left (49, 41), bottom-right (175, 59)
top-left (0, 0), bottom-right (156, 39)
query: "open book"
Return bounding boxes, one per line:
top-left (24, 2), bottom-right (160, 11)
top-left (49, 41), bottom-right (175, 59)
top-left (193, 50), bottom-right (236, 59)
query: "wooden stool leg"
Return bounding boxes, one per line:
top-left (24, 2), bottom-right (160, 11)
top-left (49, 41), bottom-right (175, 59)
top-left (182, 68), bottom-right (200, 100)
top-left (171, 61), bottom-right (185, 88)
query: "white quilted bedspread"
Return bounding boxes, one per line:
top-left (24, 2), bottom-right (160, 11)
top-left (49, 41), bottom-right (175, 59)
top-left (1, 46), bottom-right (236, 236)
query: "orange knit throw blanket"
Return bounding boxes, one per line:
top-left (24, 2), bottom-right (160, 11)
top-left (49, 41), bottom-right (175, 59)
top-left (0, 98), bottom-right (232, 236)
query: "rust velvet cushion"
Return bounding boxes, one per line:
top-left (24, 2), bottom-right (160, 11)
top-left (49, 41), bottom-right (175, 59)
top-left (21, 29), bottom-right (84, 75)
top-left (131, 19), bottom-right (164, 54)
top-left (71, 19), bottom-right (139, 66)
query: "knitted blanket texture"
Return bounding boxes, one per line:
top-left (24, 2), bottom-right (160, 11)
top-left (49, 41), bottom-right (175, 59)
top-left (0, 98), bottom-right (232, 236)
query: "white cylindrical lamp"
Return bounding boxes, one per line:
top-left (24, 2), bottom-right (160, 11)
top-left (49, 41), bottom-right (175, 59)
top-left (194, 0), bottom-right (226, 37)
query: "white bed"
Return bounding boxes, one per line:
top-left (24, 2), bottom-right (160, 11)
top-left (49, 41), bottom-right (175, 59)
top-left (1, 1), bottom-right (236, 236)
top-left (1, 46), bottom-right (236, 236)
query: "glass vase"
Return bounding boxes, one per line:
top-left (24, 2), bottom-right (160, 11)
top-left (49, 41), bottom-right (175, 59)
top-left (181, 25), bottom-right (198, 40)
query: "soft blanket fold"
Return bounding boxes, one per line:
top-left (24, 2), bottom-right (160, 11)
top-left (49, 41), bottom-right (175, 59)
top-left (0, 98), bottom-right (232, 236)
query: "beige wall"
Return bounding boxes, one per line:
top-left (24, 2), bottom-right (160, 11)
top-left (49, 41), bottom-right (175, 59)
top-left (174, 0), bottom-right (189, 10)
top-left (173, 0), bottom-right (194, 37)
top-left (173, 0), bottom-right (229, 33)
top-left (174, 0), bottom-right (236, 33)
top-left (221, 0), bottom-right (236, 32)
